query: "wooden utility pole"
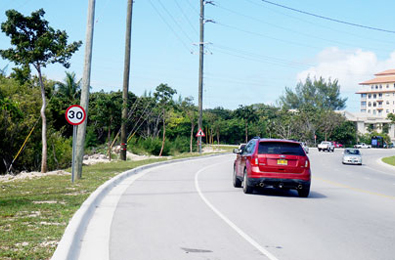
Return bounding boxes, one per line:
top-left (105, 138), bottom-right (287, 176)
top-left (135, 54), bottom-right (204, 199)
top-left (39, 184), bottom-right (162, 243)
top-left (121, 0), bottom-right (134, 160)
top-left (74, 0), bottom-right (96, 179)
top-left (198, 0), bottom-right (205, 154)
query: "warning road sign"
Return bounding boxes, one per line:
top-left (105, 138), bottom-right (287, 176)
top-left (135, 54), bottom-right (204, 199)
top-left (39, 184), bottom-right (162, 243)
top-left (196, 128), bottom-right (205, 137)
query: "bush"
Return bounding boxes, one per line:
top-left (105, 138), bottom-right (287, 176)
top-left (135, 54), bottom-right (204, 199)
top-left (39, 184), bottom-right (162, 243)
top-left (170, 136), bottom-right (191, 154)
top-left (47, 132), bottom-right (72, 171)
top-left (128, 137), bottom-right (170, 156)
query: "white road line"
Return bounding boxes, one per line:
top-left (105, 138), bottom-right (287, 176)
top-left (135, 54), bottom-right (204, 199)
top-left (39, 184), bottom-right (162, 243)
top-left (195, 164), bottom-right (280, 260)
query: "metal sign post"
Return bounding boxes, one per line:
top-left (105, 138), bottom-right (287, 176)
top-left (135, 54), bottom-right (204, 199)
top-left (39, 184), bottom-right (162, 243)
top-left (65, 105), bottom-right (86, 183)
top-left (196, 128), bottom-right (206, 154)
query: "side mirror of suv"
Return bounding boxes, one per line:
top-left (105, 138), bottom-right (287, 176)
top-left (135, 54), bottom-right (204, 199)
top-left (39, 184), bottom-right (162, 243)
top-left (233, 148), bottom-right (242, 154)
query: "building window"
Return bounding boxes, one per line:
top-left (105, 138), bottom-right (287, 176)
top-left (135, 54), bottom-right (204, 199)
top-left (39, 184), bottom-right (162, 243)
top-left (387, 101), bottom-right (390, 105)
top-left (373, 110), bottom-right (377, 115)
top-left (387, 84), bottom-right (389, 88)
top-left (361, 109), bottom-right (366, 113)
top-left (368, 94), bottom-right (372, 98)
top-left (380, 85), bottom-right (383, 89)
top-left (386, 93), bottom-right (390, 96)
top-left (379, 93), bottom-right (382, 97)
top-left (361, 101), bottom-right (366, 106)
top-left (361, 93), bottom-right (367, 98)
top-left (373, 94), bottom-right (377, 98)
top-left (376, 85), bottom-right (378, 89)
top-left (368, 110), bottom-right (371, 113)
top-left (368, 102), bottom-right (371, 107)
top-left (372, 86), bottom-right (374, 89)
top-left (386, 109), bottom-right (390, 113)
top-left (373, 102), bottom-right (377, 107)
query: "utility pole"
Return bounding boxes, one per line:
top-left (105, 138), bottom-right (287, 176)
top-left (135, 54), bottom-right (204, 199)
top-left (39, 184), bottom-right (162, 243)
top-left (120, 0), bottom-right (134, 160)
top-left (74, 0), bottom-right (96, 179)
top-left (198, 0), bottom-right (205, 154)
top-left (198, 0), bottom-right (214, 153)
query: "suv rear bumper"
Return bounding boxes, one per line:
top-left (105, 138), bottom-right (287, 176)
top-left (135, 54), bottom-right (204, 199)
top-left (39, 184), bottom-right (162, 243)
top-left (247, 177), bottom-right (311, 189)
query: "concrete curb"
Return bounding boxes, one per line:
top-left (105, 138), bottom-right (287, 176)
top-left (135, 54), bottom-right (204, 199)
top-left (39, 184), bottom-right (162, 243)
top-left (51, 153), bottom-right (228, 260)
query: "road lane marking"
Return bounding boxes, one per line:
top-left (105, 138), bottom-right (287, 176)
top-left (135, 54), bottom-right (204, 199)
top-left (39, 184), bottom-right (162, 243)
top-left (195, 163), bottom-right (280, 260)
top-left (313, 176), bottom-right (395, 200)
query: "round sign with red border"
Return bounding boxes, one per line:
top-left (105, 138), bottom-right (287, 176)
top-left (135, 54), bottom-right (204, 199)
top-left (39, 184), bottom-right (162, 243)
top-left (65, 105), bottom-right (86, 126)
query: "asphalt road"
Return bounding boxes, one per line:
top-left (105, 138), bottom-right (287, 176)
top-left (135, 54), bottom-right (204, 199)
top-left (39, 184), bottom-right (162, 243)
top-left (81, 149), bottom-right (395, 260)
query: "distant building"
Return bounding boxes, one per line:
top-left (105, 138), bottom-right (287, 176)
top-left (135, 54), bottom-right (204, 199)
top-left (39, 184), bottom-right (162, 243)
top-left (348, 69), bottom-right (395, 141)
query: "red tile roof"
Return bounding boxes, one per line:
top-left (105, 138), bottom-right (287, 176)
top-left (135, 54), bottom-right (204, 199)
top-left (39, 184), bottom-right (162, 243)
top-left (359, 69), bottom-right (395, 85)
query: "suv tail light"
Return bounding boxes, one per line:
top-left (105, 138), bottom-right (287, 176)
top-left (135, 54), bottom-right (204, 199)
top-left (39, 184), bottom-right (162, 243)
top-left (304, 159), bottom-right (309, 168)
top-left (251, 156), bottom-right (259, 166)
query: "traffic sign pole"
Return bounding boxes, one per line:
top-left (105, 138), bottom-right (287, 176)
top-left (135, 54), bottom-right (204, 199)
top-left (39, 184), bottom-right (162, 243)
top-left (71, 125), bottom-right (77, 183)
top-left (65, 105), bottom-right (86, 183)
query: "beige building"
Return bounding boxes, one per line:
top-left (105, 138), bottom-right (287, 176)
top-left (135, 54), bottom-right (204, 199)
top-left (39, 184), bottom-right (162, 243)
top-left (348, 69), bottom-right (395, 141)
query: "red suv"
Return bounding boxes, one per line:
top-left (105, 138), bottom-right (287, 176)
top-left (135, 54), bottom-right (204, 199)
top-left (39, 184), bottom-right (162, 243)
top-left (233, 138), bottom-right (311, 197)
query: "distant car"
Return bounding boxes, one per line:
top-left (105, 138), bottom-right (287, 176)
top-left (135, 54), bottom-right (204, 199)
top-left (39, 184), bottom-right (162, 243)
top-left (332, 141), bottom-right (343, 148)
top-left (342, 148), bottom-right (362, 165)
top-left (318, 141), bottom-right (335, 152)
top-left (233, 138), bottom-right (311, 197)
top-left (354, 143), bottom-right (371, 149)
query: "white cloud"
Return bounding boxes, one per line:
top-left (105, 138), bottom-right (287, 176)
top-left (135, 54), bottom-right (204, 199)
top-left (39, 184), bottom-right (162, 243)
top-left (297, 47), bottom-right (395, 92)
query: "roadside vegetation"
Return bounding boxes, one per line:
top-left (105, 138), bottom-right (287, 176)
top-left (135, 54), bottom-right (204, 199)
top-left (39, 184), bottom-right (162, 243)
top-left (382, 156), bottom-right (395, 166)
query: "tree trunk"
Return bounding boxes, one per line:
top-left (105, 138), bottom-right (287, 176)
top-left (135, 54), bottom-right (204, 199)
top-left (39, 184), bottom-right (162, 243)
top-left (107, 121), bottom-right (112, 161)
top-left (159, 110), bottom-right (166, 156)
top-left (38, 68), bottom-right (47, 173)
top-left (245, 120), bottom-right (248, 143)
top-left (190, 122), bottom-right (195, 153)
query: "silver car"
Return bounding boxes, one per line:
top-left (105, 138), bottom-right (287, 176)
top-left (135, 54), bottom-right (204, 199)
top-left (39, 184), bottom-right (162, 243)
top-left (342, 148), bottom-right (362, 165)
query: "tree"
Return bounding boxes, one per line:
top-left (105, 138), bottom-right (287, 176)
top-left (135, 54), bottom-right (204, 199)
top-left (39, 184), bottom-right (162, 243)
top-left (181, 96), bottom-right (197, 153)
top-left (278, 76), bottom-right (347, 143)
top-left (233, 105), bottom-right (258, 143)
top-left (279, 76), bottom-right (347, 111)
top-left (154, 84), bottom-right (177, 156)
top-left (0, 9), bottom-right (82, 172)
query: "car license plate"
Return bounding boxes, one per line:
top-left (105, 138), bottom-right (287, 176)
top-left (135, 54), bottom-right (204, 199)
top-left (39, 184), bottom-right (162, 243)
top-left (277, 159), bottom-right (288, 165)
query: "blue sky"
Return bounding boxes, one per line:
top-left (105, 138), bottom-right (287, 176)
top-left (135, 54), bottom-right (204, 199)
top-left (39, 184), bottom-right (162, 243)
top-left (1, 0), bottom-right (395, 112)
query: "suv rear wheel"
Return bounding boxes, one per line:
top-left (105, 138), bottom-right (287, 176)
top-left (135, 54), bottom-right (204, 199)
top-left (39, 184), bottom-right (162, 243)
top-left (243, 168), bottom-right (253, 194)
top-left (298, 185), bottom-right (310, 197)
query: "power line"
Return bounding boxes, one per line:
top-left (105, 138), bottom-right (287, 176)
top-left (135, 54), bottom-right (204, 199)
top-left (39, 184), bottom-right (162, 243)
top-left (259, 0), bottom-right (395, 34)
top-left (173, 0), bottom-right (199, 35)
top-left (147, 0), bottom-right (193, 53)
top-left (155, 0), bottom-right (196, 43)
top-left (215, 3), bottom-right (395, 52)
top-left (216, 22), bottom-right (321, 50)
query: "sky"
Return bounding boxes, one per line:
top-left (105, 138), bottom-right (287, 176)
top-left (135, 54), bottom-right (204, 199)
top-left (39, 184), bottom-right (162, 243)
top-left (1, 0), bottom-right (395, 113)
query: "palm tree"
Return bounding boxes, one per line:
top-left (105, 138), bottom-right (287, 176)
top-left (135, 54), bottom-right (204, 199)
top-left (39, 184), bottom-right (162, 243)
top-left (57, 72), bottom-right (81, 104)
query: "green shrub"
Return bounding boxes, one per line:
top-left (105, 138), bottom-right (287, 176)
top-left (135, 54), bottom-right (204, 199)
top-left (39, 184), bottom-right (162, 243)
top-left (170, 136), bottom-right (191, 154)
top-left (47, 132), bottom-right (72, 171)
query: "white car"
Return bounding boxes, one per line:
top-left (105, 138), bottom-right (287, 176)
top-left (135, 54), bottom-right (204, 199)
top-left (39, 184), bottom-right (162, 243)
top-left (318, 141), bottom-right (335, 152)
top-left (342, 148), bottom-right (362, 165)
top-left (354, 143), bottom-right (371, 149)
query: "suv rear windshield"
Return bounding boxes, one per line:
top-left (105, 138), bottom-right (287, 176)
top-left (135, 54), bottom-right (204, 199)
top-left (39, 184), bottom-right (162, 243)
top-left (258, 142), bottom-right (305, 156)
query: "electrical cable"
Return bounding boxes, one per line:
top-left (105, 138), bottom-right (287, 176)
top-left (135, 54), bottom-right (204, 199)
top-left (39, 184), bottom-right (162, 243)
top-left (147, 0), bottom-right (193, 53)
top-left (215, 3), bottom-right (395, 52)
top-left (259, 0), bottom-right (395, 34)
top-left (155, 0), bottom-right (196, 44)
top-left (173, 0), bottom-right (199, 36)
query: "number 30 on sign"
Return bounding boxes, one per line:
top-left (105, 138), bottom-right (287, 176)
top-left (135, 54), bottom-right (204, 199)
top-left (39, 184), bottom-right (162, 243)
top-left (65, 105), bottom-right (86, 126)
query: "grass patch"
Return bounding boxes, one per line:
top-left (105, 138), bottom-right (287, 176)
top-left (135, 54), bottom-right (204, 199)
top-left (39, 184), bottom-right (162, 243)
top-left (382, 156), bottom-right (395, 166)
top-left (0, 150), bottom-right (228, 259)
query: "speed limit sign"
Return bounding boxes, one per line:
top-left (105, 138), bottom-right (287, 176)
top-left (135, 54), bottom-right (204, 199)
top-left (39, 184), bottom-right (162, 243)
top-left (65, 105), bottom-right (86, 125)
